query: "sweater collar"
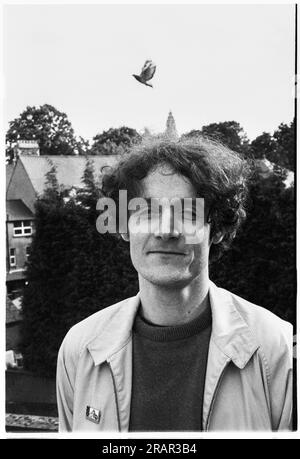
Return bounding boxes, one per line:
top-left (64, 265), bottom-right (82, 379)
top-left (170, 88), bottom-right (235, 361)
top-left (87, 281), bottom-right (259, 369)
top-left (133, 303), bottom-right (212, 342)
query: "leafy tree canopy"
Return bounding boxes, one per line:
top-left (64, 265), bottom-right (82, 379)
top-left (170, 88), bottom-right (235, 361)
top-left (181, 129), bottom-right (202, 140)
top-left (182, 121), bottom-right (250, 155)
top-left (182, 120), bottom-right (295, 172)
top-left (249, 121), bottom-right (295, 171)
top-left (90, 126), bottom-right (141, 155)
top-left (250, 132), bottom-right (276, 160)
top-left (6, 104), bottom-right (88, 161)
top-left (271, 121), bottom-right (295, 171)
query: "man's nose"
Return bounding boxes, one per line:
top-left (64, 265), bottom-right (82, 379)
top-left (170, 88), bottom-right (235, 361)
top-left (153, 207), bottom-right (181, 240)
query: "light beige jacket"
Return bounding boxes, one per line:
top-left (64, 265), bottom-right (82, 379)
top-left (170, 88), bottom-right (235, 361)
top-left (56, 281), bottom-right (293, 432)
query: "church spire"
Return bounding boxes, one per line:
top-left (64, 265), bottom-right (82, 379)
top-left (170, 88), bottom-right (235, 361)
top-left (164, 111), bottom-right (178, 140)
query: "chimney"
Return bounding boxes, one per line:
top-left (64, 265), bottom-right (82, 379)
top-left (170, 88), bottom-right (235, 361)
top-left (14, 140), bottom-right (40, 160)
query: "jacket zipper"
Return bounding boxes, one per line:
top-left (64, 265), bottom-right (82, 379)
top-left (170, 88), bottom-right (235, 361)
top-left (205, 359), bottom-right (230, 431)
top-left (108, 361), bottom-right (121, 432)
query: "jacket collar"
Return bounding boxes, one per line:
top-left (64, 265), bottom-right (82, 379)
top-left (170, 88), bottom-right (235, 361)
top-left (87, 281), bottom-right (259, 369)
top-left (209, 281), bottom-right (259, 369)
top-left (87, 295), bottom-right (140, 365)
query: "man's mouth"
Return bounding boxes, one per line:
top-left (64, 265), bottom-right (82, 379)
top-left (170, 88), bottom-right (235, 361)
top-left (147, 251), bottom-right (186, 256)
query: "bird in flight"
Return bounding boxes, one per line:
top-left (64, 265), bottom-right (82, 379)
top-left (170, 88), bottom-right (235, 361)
top-left (133, 60), bottom-right (156, 88)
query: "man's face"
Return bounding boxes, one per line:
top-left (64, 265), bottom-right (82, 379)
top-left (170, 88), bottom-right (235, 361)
top-left (125, 165), bottom-right (212, 288)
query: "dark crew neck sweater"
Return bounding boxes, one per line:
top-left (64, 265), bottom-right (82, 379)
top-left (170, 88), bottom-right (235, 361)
top-left (129, 305), bottom-right (212, 432)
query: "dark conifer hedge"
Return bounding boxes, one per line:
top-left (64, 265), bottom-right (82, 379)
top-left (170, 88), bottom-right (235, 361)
top-left (210, 169), bottom-right (296, 328)
top-left (21, 161), bottom-right (138, 377)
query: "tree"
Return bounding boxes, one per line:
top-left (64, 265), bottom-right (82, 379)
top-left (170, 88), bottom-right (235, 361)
top-left (181, 129), bottom-right (202, 140)
top-left (90, 127), bottom-right (141, 155)
top-left (6, 104), bottom-right (87, 161)
top-left (200, 121), bottom-right (250, 155)
top-left (181, 121), bottom-right (250, 155)
top-left (210, 171), bottom-right (295, 328)
top-left (43, 159), bottom-right (60, 200)
top-left (271, 121), bottom-right (295, 171)
top-left (20, 198), bottom-right (81, 375)
top-left (20, 166), bottom-right (138, 377)
top-left (20, 165), bottom-right (69, 374)
top-left (75, 158), bottom-right (101, 211)
top-left (250, 132), bottom-right (276, 160)
top-left (249, 121), bottom-right (295, 171)
top-left (77, 136), bottom-right (91, 155)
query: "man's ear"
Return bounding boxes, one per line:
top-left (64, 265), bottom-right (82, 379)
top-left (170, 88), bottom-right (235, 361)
top-left (120, 232), bottom-right (130, 242)
top-left (211, 231), bottom-right (225, 245)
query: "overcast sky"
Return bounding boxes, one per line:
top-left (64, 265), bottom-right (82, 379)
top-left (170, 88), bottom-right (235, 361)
top-left (3, 4), bottom-right (295, 142)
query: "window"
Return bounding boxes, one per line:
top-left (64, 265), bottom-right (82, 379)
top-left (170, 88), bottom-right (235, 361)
top-left (9, 248), bottom-right (16, 268)
top-left (13, 220), bottom-right (32, 237)
top-left (26, 246), bottom-right (31, 260)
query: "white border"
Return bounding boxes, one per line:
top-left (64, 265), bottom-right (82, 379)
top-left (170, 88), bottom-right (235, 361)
top-left (1, 0), bottom-right (298, 440)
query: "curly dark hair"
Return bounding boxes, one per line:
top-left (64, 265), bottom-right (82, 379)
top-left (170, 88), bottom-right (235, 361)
top-left (101, 136), bottom-right (252, 262)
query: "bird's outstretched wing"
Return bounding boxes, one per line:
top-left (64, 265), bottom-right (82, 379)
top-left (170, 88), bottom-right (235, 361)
top-left (141, 60), bottom-right (156, 81)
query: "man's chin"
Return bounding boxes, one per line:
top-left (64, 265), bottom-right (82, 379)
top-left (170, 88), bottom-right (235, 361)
top-left (141, 271), bottom-right (193, 289)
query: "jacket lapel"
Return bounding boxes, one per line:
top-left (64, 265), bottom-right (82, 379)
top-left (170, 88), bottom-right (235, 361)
top-left (202, 281), bottom-right (260, 429)
top-left (87, 294), bottom-right (140, 365)
top-left (86, 295), bottom-right (140, 431)
top-left (208, 281), bottom-right (259, 368)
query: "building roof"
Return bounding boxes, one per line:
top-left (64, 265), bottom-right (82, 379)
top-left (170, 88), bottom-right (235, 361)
top-left (6, 200), bottom-right (34, 221)
top-left (6, 163), bottom-right (15, 191)
top-left (20, 155), bottom-right (118, 195)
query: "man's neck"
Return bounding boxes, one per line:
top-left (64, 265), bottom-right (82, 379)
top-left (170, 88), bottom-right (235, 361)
top-left (138, 272), bottom-right (210, 326)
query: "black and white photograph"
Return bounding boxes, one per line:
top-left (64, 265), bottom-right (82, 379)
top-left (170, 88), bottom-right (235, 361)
top-left (4, 3), bottom-right (296, 438)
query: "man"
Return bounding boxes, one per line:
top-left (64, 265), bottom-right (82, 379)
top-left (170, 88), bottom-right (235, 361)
top-left (56, 137), bottom-right (293, 431)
